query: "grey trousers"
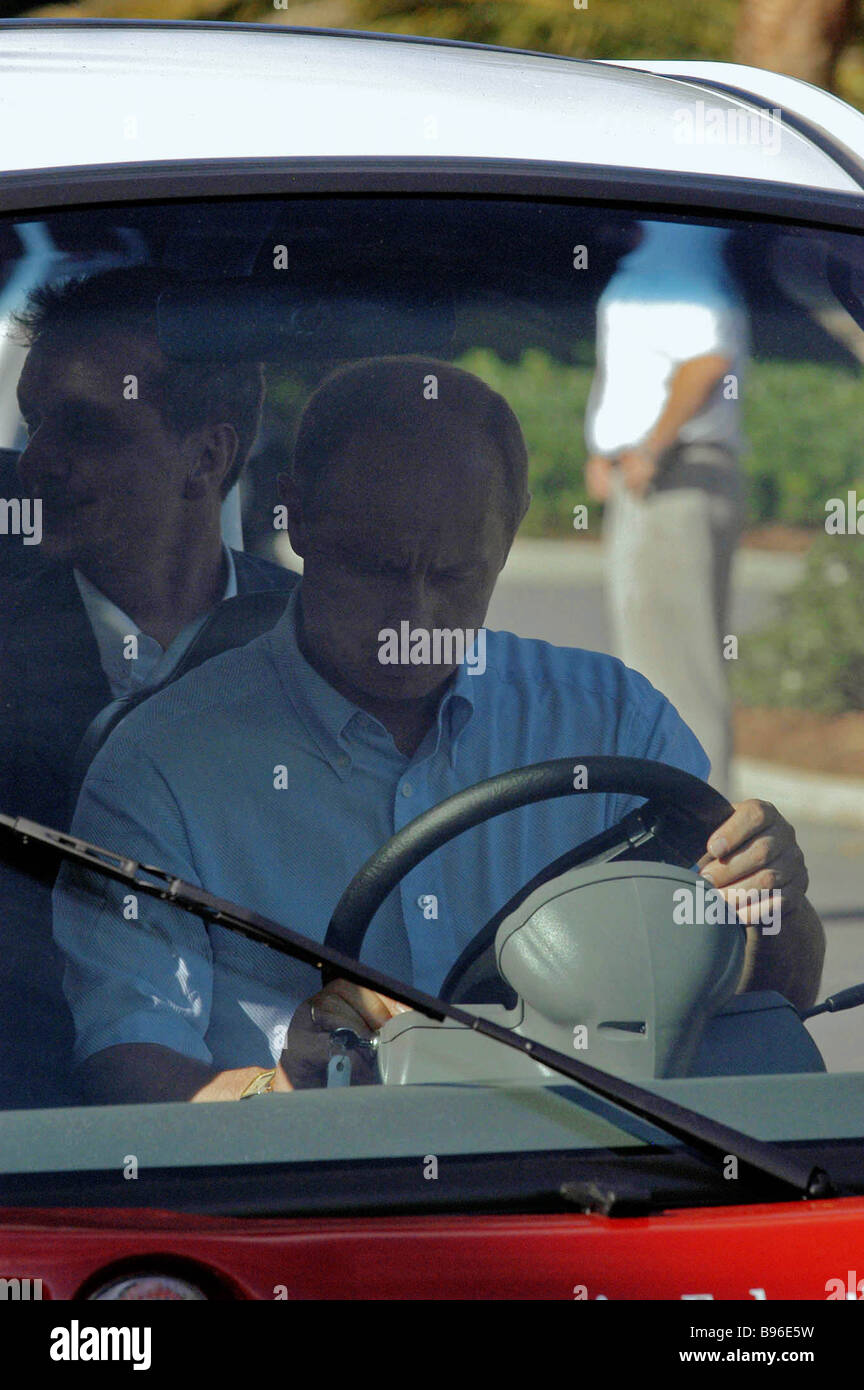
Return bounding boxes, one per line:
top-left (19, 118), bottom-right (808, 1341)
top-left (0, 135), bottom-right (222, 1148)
top-left (603, 444), bottom-right (747, 798)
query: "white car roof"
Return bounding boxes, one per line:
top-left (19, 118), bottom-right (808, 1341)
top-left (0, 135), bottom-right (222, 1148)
top-left (0, 20), bottom-right (862, 194)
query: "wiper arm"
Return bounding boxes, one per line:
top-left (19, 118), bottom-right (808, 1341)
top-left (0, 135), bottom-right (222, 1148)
top-left (1, 811), bottom-right (833, 1202)
top-left (803, 982), bottom-right (864, 1020)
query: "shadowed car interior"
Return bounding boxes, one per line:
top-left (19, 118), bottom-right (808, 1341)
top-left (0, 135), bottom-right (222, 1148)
top-left (0, 188), bottom-right (863, 1237)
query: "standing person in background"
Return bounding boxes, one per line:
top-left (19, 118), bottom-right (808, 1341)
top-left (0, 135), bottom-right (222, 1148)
top-left (584, 220), bottom-right (751, 797)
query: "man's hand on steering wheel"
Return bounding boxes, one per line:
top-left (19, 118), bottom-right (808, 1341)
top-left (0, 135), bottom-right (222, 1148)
top-left (698, 798), bottom-right (809, 921)
top-left (698, 797), bottom-right (822, 1012)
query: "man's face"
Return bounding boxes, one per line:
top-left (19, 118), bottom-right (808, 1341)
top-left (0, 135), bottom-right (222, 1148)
top-left (294, 417), bottom-right (518, 703)
top-left (16, 329), bottom-right (192, 570)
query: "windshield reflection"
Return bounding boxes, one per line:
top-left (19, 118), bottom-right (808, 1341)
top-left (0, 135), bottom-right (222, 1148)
top-left (0, 203), bottom-right (861, 1133)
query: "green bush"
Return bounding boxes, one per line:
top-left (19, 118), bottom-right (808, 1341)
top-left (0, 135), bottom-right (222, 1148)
top-left (739, 361), bottom-right (864, 526)
top-left (733, 534), bottom-right (864, 714)
top-left (351, 0), bottom-right (739, 62)
top-left (456, 347), bottom-right (594, 536)
top-left (456, 347), bottom-right (864, 537)
top-left (265, 346), bottom-right (864, 541)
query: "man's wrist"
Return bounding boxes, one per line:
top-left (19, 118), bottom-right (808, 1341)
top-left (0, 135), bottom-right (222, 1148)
top-left (639, 436), bottom-right (664, 464)
top-left (239, 1067), bottom-right (277, 1098)
top-left (192, 1065), bottom-right (279, 1102)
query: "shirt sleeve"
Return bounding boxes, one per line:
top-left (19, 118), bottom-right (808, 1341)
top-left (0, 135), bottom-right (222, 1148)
top-left (52, 754), bottom-right (215, 1069)
top-left (664, 301), bottom-right (738, 365)
top-left (608, 666), bottom-right (712, 826)
top-left (636, 690), bottom-right (711, 781)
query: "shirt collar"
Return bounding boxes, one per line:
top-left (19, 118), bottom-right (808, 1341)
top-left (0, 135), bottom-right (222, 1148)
top-left (75, 546), bottom-right (237, 699)
top-left (438, 659), bottom-right (477, 766)
top-left (267, 588), bottom-right (477, 776)
top-left (222, 546), bottom-right (239, 601)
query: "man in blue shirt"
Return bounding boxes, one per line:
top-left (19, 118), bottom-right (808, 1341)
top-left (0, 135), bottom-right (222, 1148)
top-left (52, 357), bottom-right (824, 1103)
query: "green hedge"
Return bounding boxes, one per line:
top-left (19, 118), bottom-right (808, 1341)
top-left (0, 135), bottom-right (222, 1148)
top-left (268, 346), bottom-right (864, 538)
top-left (738, 360), bottom-right (864, 527)
top-left (350, 0), bottom-right (741, 63)
top-left (346, 0), bottom-right (864, 113)
top-left (456, 347), bottom-right (595, 537)
top-left (456, 347), bottom-right (864, 537)
top-left (733, 535), bottom-right (864, 714)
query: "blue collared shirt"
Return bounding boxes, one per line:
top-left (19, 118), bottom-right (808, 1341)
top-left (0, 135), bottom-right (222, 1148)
top-left (53, 588), bottom-right (709, 1071)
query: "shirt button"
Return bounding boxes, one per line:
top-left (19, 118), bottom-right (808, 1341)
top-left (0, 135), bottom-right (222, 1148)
top-left (401, 782), bottom-right (413, 797)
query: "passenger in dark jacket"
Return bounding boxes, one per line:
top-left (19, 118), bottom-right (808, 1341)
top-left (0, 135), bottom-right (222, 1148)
top-left (0, 266), bottom-right (297, 1108)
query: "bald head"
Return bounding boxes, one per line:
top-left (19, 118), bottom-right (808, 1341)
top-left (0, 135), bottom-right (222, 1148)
top-left (291, 355), bottom-right (529, 532)
top-left (280, 356), bottom-right (530, 708)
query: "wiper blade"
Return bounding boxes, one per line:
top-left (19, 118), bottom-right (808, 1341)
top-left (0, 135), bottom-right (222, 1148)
top-left (0, 811), bottom-right (833, 1202)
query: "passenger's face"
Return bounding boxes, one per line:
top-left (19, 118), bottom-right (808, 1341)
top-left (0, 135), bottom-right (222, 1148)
top-left (16, 330), bottom-right (192, 570)
top-left (293, 421), bottom-right (517, 703)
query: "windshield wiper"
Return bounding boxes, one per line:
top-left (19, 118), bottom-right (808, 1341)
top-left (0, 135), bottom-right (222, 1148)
top-left (0, 811), bottom-right (834, 1202)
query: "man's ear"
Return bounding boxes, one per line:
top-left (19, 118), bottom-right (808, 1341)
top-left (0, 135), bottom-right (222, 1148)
top-left (184, 423), bottom-right (238, 500)
top-left (276, 472), bottom-right (308, 557)
top-left (496, 492), bottom-right (532, 575)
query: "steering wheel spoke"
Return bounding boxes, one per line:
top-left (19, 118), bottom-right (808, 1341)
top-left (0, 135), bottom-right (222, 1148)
top-left (323, 759), bottom-right (733, 1002)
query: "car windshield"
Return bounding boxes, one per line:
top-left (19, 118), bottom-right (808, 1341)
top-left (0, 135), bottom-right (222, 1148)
top-left (1, 194), bottom-right (864, 1212)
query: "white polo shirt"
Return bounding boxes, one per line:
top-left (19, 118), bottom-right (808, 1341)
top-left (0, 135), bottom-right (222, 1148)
top-left (585, 222), bottom-right (750, 458)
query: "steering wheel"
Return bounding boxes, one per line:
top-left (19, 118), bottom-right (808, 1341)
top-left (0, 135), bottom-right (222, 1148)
top-left (324, 757), bottom-right (733, 1000)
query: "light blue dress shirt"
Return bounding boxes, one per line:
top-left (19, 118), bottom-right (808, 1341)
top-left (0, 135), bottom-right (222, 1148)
top-left (53, 588), bottom-right (709, 1071)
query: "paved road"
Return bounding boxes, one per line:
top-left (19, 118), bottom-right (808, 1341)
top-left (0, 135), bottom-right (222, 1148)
top-left (485, 538), bottom-right (799, 659)
top-left (797, 820), bottom-right (864, 1074)
top-left (487, 540), bottom-right (864, 1076)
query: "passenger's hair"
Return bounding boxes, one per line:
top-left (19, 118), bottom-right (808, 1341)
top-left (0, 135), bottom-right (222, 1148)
top-left (292, 356), bottom-right (530, 531)
top-left (11, 265), bottom-right (265, 497)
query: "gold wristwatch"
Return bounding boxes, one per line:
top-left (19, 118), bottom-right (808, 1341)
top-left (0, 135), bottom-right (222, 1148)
top-left (239, 1067), bottom-right (277, 1098)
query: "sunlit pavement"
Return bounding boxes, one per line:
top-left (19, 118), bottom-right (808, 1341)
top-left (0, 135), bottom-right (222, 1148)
top-left (798, 820), bottom-right (864, 1074)
top-left (486, 537), bottom-right (795, 654)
